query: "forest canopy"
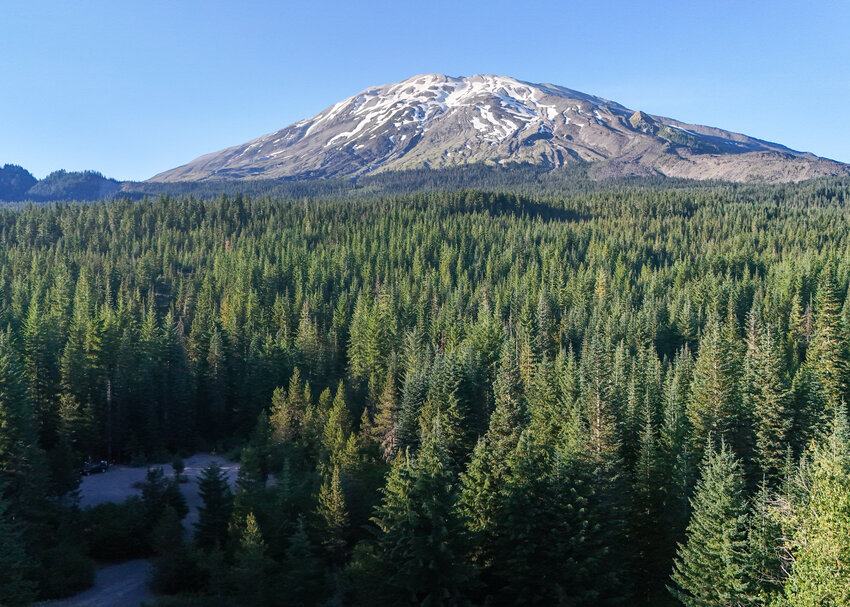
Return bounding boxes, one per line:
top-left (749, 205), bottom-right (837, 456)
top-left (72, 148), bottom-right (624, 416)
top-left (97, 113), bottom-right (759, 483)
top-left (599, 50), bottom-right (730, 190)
top-left (2, 178), bottom-right (850, 605)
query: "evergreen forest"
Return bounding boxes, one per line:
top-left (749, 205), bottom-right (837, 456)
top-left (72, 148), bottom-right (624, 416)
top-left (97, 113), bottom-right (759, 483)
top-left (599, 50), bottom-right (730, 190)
top-left (3, 176), bottom-right (850, 605)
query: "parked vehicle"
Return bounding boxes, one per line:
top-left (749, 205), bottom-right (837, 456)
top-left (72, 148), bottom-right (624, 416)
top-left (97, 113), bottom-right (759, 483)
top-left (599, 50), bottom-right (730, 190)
top-left (82, 459), bottom-right (109, 475)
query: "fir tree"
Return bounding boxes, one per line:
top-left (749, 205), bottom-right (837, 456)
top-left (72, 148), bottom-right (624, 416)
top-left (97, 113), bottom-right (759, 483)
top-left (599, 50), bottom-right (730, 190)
top-left (270, 368), bottom-right (307, 443)
top-left (800, 262), bottom-right (848, 440)
top-left (579, 329), bottom-right (620, 465)
top-left (669, 441), bottom-right (755, 606)
top-left (459, 344), bottom-right (527, 537)
top-left (195, 461), bottom-right (234, 552)
top-left (141, 466), bottom-right (188, 528)
top-left (687, 317), bottom-right (740, 457)
top-left (478, 432), bottom-right (622, 606)
top-left (747, 481), bottom-right (783, 604)
top-left (282, 517), bottom-right (326, 606)
top-left (317, 464), bottom-right (350, 564)
top-left (0, 491), bottom-right (36, 607)
top-left (237, 411), bottom-right (272, 493)
top-left (750, 323), bottom-right (791, 483)
top-left (631, 395), bottom-right (668, 603)
top-left (228, 511), bottom-right (276, 607)
top-left (0, 329), bottom-right (49, 518)
top-left (322, 382), bottom-right (356, 470)
top-left (372, 371), bottom-right (400, 461)
top-left (781, 409), bottom-right (850, 606)
top-left (352, 418), bottom-right (472, 606)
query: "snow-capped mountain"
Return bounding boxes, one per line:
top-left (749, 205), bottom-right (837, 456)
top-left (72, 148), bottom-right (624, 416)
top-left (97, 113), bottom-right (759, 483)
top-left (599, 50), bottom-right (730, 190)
top-left (151, 74), bottom-right (849, 183)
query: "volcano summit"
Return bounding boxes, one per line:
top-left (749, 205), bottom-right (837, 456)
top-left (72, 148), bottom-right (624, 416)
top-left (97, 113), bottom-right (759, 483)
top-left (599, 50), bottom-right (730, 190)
top-left (151, 74), bottom-right (849, 183)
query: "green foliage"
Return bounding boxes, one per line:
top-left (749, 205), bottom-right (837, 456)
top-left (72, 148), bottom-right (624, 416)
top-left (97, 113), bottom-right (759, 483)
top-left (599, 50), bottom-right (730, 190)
top-left (282, 518), bottom-right (326, 606)
top-left (744, 315), bottom-right (791, 483)
top-left (0, 492), bottom-right (36, 606)
top-left (2, 178), bottom-right (850, 602)
top-left (669, 442), bottom-right (755, 606)
top-left (797, 264), bottom-right (848, 443)
top-left (238, 412), bottom-right (272, 493)
top-left (195, 461), bottom-right (234, 552)
top-left (223, 511), bottom-right (278, 606)
top-left (350, 423), bottom-right (473, 606)
top-left (82, 498), bottom-right (150, 560)
top-left (142, 466), bottom-right (189, 527)
top-left (316, 464), bottom-right (349, 564)
top-left (151, 506), bottom-right (207, 595)
top-left (780, 410), bottom-right (850, 605)
top-left (686, 317), bottom-right (741, 458)
top-left (473, 432), bottom-right (624, 606)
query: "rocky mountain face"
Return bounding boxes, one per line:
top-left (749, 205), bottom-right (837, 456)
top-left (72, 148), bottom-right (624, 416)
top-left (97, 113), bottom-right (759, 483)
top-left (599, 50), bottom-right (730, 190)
top-left (151, 74), bottom-right (849, 183)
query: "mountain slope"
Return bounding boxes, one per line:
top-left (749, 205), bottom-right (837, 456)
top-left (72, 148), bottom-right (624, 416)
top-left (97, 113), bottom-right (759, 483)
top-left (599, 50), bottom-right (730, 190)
top-left (151, 74), bottom-right (849, 183)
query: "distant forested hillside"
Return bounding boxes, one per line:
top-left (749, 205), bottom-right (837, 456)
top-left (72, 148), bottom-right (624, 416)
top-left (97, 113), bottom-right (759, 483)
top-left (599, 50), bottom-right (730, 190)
top-left (2, 180), bottom-right (850, 605)
top-left (0, 164), bottom-right (38, 200)
top-left (0, 164), bottom-right (120, 202)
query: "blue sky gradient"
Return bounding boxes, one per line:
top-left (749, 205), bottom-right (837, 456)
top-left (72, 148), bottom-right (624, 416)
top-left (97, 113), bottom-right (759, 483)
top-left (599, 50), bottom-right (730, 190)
top-left (2, 0), bottom-right (848, 180)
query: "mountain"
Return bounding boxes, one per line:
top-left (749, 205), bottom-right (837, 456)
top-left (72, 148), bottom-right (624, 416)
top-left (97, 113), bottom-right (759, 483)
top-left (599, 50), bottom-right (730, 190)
top-left (152, 74), bottom-right (848, 184)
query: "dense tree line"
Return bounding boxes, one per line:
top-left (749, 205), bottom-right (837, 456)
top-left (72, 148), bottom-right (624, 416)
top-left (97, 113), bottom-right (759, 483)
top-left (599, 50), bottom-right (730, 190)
top-left (2, 180), bottom-right (850, 604)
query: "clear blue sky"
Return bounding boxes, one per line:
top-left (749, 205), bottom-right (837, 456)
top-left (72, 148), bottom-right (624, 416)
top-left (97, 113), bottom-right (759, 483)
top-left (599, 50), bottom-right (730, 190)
top-left (2, 0), bottom-right (848, 181)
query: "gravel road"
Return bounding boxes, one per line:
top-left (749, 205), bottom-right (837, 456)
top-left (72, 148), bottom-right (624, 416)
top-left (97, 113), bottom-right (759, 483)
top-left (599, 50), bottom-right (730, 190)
top-left (38, 453), bottom-right (239, 607)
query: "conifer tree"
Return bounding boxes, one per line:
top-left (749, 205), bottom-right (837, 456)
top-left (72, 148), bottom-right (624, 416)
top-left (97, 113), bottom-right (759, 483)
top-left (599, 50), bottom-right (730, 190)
top-left (749, 322), bottom-right (791, 483)
top-left (632, 396), bottom-right (668, 602)
top-left (476, 430), bottom-right (626, 606)
top-left (295, 298), bottom-right (324, 378)
top-left (317, 464), bottom-right (350, 564)
top-left (163, 312), bottom-right (194, 450)
top-left (238, 411), bottom-right (272, 493)
top-left (687, 317), bottom-right (740, 457)
top-left (418, 353), bottom-right (467, 468)
top-left (0, 491), bottom-right (35, 607)
top-left (203, 325), bottom-right (228, 439)
top-left (747, 481), bottom-right (783, 604)
top-left (535, 289), bottom-right (555, 359)
top-left (395, 361), bottom-right (429, 454)
top-left (23, 296), bottom-right (61, 449)
top-left (781, 409), bottom-right (850, 606)
top-left (0, 329), bottom-right (49, 517)
top-left (150, 505), bottom-right (202, 595)
top-left (270, 368), bottom-right (307, 443)
top-left (141, 466), bottom-right (188, 528)
top-left (527, 350), bottom-right (558, 437)
top-left (372, 371), bottom-right (400, 461)
top-left (322, 382), bottom-right (354, 468)
top-left (228, 511), bottom-right (276, 607)
top-left (800, 262), bottom-right (848, 439)
top-left (579, 329), bottom-right (620, 464)
top-left (669, 441), bottom-right (755, 606)
top-left (195, 461), bottom-right (234, 552)
top-left (282, 517), bottom-right (325, 606)
top-left (352, 418), bottom-right (472, 606)
top-left (459, 344), bottom-right (527, 537)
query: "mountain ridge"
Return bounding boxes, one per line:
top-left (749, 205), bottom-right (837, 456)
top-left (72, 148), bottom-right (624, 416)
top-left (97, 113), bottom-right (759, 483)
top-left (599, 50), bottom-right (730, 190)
top-left (150, 74), bottom-right (849, 184)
